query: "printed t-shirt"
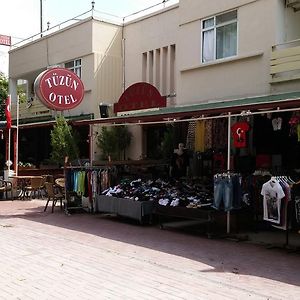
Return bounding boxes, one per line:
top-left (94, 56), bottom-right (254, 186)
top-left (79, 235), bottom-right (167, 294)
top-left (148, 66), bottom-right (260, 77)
top-left (231, 121), bottom-right (250, 148)
top-left (261, 179), bottom-right (285, 224)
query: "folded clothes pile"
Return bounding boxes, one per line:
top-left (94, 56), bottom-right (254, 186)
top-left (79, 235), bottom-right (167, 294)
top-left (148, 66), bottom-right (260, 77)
top-left (102, 178), bottom-right (213, 207)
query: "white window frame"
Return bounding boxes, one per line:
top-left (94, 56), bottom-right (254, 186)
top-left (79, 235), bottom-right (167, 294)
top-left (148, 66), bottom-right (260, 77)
top-left (65, 58), bottom-right (82, 78)
top-left (201, 10), bottom-right (238, 63)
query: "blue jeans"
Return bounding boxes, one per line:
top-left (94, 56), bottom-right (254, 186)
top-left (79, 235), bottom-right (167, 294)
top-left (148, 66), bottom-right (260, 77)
top-left (213, 175), bottom-right (242, 211)
top-left (213, 176), bottom-right (233, 211)
top-left (231, 175), bottom-right (242, 210)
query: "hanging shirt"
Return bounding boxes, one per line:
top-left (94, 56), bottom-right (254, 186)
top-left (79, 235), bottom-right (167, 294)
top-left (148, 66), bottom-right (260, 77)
top-left (170, 151), bottom-right (189, 178)
top-left (77, 171), bottom-right (86, 196)
top-left (272, 179), bottom-right (290, 230)
top-left (231, 121), bottom-right (250, 148)
top-left (261, 179), bottom-right (285, 224)
top-left (186, 121), bottom-right (196, 150)
top-left (272, 117), bottom-right (282, 131)
top-left (195, 120), bottom-right (205, 152)
top-left (204, 119), bottom-right (213, 150)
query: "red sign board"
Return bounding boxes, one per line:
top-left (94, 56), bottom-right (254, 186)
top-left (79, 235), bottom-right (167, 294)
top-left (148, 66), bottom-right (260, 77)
top-left (114, 82), bottom-right (166, 113)
top-left (0, 34), bottom-right (11, 46)
top-left (34, 68), bottom-right (84, 111)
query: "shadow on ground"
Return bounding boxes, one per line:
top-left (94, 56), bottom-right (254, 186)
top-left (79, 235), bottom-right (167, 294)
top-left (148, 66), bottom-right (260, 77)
top-left (1, 199), bottom-right (300, 287)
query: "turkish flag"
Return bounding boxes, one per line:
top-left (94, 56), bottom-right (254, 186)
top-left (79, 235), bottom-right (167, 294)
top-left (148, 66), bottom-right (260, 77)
top-left (5, 96), bottom-right (11, 129)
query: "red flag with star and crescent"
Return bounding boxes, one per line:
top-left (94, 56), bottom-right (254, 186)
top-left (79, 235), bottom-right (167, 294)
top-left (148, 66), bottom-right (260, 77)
top-left (5, 96), bottom-right (11, 129)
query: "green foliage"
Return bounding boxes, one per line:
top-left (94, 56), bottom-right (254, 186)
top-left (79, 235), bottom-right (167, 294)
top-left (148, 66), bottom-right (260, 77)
top-left (0, 73), bottom-right (8, 120)
top-left (0, 73), bottom-right (28, 121)
top-left (17, 85), bottom-right (27, 103)
top-left (50, 115), bottom-right (80, 165)
top-left (96, 126), bottom-right (132, 160)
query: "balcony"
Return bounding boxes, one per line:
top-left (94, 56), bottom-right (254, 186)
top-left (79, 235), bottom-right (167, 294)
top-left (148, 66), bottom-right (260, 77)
top-left (11, 99), bottom-right (52, 122)
top-left (270, 39), bottom-right (300, 83)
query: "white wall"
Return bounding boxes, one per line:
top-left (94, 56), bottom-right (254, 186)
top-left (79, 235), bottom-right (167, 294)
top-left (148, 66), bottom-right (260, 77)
top-left (124, 5), bottom-right (179, 90)
top-left (177, 0), bottom-right (278, 104)
top-left (8, 18), bottom-right (123, 119)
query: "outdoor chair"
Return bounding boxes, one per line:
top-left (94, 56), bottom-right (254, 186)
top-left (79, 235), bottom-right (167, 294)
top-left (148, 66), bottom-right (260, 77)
top-left (55, 177), bottom-right (65, 190)
top-left (44, 182), bottom-right (64, 213)
top-left (38, 175), bottom-right (49, 198)
top-left (44, 174), bottom-right (54, 184)
top-left (24, 176), bottom-right (43, 199)
top-left (0, 179), bottom-right (13, 200)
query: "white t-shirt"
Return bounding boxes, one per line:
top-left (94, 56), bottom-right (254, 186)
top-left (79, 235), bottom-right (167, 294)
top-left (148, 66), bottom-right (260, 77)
top-left (272, 117), bottom-right (282, 131)
top-left (261, 179), bottom-right (285, 224)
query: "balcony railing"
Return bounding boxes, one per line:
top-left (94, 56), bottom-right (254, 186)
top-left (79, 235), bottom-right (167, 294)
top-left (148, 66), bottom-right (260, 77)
top-left (11, 100), bottom-right (52, 121)
top-left (270, 38), bottom-right (300, 83)
top-left (10, 1), bottom-right (176, 50)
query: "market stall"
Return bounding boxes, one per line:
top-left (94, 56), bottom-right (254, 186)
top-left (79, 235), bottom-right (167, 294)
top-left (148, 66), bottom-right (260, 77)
top-left (68, 92), bottom-right (300, 246)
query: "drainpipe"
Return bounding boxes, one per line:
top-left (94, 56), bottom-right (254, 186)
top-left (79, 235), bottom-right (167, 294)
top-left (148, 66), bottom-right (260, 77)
top-left (122, 17), bottom-right (126, 92)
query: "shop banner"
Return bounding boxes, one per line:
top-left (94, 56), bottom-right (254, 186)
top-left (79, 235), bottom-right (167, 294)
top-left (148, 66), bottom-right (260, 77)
top-left (0, 34), bottom-right (11, 46)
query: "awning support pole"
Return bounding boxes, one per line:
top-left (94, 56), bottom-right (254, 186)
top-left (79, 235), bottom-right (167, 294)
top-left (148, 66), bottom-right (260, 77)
top-left (15, 96), bottom-right (19, 176)
top-left (89, 124), bottom-right (93, 167)
top-left (227, 112), bottom-right (231, 234)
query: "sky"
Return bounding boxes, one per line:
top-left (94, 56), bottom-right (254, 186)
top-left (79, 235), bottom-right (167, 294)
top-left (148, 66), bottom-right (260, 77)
top-left (0, 0), bottom-right (178, 75)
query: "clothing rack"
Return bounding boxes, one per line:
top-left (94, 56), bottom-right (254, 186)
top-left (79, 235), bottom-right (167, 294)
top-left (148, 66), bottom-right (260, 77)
top-left (263, 175), bottom-right (300, 252)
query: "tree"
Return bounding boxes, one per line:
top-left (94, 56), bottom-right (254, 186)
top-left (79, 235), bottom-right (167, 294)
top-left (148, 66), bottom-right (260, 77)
top-left (0, 72), bottom-right (8, 121)
top-left (0, 73), bottom-right (29, 121)
top-left (97, 126), bottom-right (132, 160)
top-left (50, 115), bottom-right (80, 165)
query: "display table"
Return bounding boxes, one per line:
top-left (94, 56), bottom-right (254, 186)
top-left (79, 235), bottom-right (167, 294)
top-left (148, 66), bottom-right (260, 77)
top-left (153, 203), bottom-right (221, 237)
top-left (95, 195), bottom-right (154, 224)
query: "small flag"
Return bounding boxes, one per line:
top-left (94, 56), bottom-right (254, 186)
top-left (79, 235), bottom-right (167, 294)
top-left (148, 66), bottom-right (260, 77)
top-left (5, 96), bottom-right (11, 129)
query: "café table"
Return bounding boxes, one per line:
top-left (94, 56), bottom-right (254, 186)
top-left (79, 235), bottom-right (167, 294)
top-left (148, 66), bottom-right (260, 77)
top-left (9, 175), bottom-right (43, 200)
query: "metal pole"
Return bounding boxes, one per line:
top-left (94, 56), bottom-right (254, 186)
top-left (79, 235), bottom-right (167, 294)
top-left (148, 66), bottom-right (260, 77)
top-left (7, 95), bottom-right (11, 177)
top-left (40, 0), bottom-right (43, 37)
top-left (89, 124), bottom-right (93, 167)
top-left (91, 1), bottom-right (95, 17)
top-left (15, 96), bottom-right (19, 176)
top-left (226, 112), bottom-right (231, 234)
top-left (7, 129), bottom-right (11, 172)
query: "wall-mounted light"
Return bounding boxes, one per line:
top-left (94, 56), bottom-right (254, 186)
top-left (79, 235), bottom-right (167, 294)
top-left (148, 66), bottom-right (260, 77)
top-left (166, 92), bottom-right (176, 98)
top-left (99, 103), bottom-right (109, 118)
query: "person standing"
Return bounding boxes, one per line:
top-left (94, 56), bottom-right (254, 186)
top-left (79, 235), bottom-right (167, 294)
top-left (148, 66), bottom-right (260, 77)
top-left (169, 143), bottom-right (189, 178)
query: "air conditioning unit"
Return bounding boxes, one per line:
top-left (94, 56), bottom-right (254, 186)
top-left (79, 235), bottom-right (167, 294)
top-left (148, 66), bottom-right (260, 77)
top-left (286, 0), bottom-right (300, 11)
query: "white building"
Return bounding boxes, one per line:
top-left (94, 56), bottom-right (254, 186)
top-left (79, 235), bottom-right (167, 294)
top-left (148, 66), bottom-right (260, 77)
top-left (7, 0), bottom-right (300, 172)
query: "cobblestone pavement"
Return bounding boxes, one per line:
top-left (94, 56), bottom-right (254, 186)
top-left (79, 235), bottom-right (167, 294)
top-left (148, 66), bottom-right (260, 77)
top-left (0, 199), bottom-right (299, 300)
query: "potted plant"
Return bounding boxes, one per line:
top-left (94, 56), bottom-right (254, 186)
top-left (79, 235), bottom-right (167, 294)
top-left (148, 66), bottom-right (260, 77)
top-left (96, 126), bottom-right (132, 161)
top-left (50, 115), bottom-right (80, 166)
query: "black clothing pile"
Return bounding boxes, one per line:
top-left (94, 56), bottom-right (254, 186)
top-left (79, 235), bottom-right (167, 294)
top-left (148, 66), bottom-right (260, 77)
top-left (102, 178), bottom-right (213, 208)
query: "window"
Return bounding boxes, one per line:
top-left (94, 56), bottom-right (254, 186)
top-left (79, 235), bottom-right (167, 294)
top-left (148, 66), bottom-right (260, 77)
top-left (202, 10), bottom-right (237, 63)
top-left (65, 59), bottom-right (82, 78)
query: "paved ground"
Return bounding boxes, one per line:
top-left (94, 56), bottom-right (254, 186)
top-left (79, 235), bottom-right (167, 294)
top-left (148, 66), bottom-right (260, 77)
top-left (0, 199), bottom-right (299, 300)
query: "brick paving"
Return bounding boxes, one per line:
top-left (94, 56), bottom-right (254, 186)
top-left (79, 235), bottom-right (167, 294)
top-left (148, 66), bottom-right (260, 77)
top-left (0, 199), bottom-right (299, 300)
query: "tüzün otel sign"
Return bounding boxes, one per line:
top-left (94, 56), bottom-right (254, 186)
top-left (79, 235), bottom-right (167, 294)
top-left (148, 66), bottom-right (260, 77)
top-left (34, 67), bottom-right (84, 111)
